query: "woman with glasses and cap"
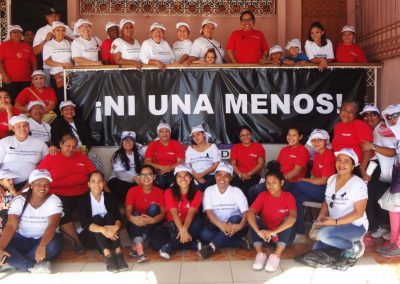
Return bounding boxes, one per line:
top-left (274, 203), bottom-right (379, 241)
top-left (0, 169), bottom-right (63, 273)
top-left (111, 19), bottom-right (142, 69)
top-left (151, 164), bottom-right (203, 259)
top-left (100, 22), bottom-right (119, 65)
top-left (226, 10), bottom-right (269, 64)
top-left (359, 104), bottom-right (396, 240)
top-left (172, 22), bottom-right (192, 65)
top-left (0, 114), bottom-right (48, 190)
top-left (188, 19), bottom-right (225, 64)
top-left (144, 122), bottom-right (185, 189)
top-left (107, 131), bottom-right (144, 204)
top-left (140, 23), bottom-right (176, 70)
top-left (0, 90), bottom-right (21, 139)
top-left (198, 162), bottom-right (249, 259)
top-left (71, 19), bottom-right (103, 66)
top-left (313, 148), bottom-right (368, 259)
top-left (0, 25), bottom-right (37, 100)
top-left (185, 125), bottom-right (220, 191)
top-left (26, 101), bottom-right (52, 145)
top-left (335, 25), bottom-right (367, 63)
top-left (15, 70), bottom-right (57, 115)
top-left (0, 169), bottom-right (19, 234)
top-left (290, 129), bottom-right (335, 242)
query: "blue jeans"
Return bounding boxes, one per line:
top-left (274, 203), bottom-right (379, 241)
top-left (127, 203), bottom-right (162, 242)
top-left (250, 217), bottom-right (295, 248)
top-left (6, 232), bottom-right (62, 272)
top-left (199, 215), bottom-right (248, 249)
top-left (195, 174), bottom-right (216, 192)
top-left (313, 223), bottom-right (367, 250)
top-left (155, 171), bottom-right (175, 190)
top-left (290, 181), bottom-right (326, 234)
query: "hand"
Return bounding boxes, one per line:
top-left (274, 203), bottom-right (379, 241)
top-left (296, 61), bottom-right (307, 66)
top-left (257, 229), bottom-right (270, 241)
top-left (227, 223), bottom-right (242, 237)
top-left (318, 216), bottom-right (335, 226)
top-left (45, 32), bottom-right (54, 42)
top-left (63, 63), bottom-right (73, 69)
top-left (155, 60), bottom-right (166, 71)
top-left (34, 245), bottom-right (46, 263)
top-left (177, 227), bottom-right (192, 243)
top-left (133, 175), bottom-right (141, 185)
top-left (318, 58), bottom-right (328, 71)
top-left (1, 73), bottom-right (11, 84)
top-left (48, 146), bottom-right (58, 155)
top-left (141, 214), bottom-right (155, 225)
top-left (0, 249), bottom-right (11, 265)
top-left (361, 141), bottom-right (374, 151)
top-left (218, 222), bottom-right (231, 236)
top-left (130, 215), bottom-right (145, 227)
top-left (103, 225), bottom-right (119, 240)
top-left (362, 172), bottom-right (372, 183)
top-left (134, 62), bottom-right (143, 69)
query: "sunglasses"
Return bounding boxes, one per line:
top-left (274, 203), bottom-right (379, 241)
top-left (385, 112), bottom-right (399, 121)
top-left (329, 194), bottom-right (336, 208)
top-left (362, 112), bottom-right (379, 118)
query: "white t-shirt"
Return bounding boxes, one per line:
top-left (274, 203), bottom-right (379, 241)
top-left (8, 194), bottom-right (63, 239)
top-left (28, 118), bottom-right (51, 143)
top-left (325, 175), bottom-right (369, 230)
top-left (0, 136), bottom-right (48, 184)
top-left (140, 38), bottom-right (176, 64)
top-left (33, 24), bottom-right (75, 69)
top-left (185, 143), bottom-right (220, 174)
top-left (190, 37), bottom-right (225, 64)
top-left (109, 146), bottom-right (145, 182)
top-left (304, 39), bottom-right (334, 60)
top-left (172, 39), bottom-right (192, 61)
top-left (43, 39), bottom-right (72, 75)
top-left (110, 38), bottom-right (141, 61)
top-left (203, 184), bottom-right (248, 222)
top-left (90, 192), bottom-right (107, 218)
top-left (71, 36), bottom-right (102, 65)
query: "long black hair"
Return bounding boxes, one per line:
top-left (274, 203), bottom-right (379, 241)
top-left (112, 138), bottom-right (142, 172)
top-left (171, 172), bottom-right (198, 202)
top-left (264, 160), bottom-right (285, 181)
top-left (308, 21), bottom-right (328, 47)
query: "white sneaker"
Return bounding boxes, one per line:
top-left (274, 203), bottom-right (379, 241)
top-left (383, 232), bottom-right (391, 241)
top-left (371, 227), bottom-right (390, 239)
top-left (29, 261), bottom-right (52, 274)
top-left (252, 252), bottom-right (267, 271)
top-left (265, 254), bottom-right (280, 272)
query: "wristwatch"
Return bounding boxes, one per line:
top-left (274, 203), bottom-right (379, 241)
top-left (372, 144), bottom-right (377, 151)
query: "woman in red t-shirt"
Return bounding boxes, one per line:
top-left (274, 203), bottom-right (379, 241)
top-left (247, 162), bottom-right (297, 272)
top-left (0, 90), bottom-right (21, 139)
top-left (125, 165), bottom-right (166, 262)
top-left (151, 164), bottom-right (203, 259)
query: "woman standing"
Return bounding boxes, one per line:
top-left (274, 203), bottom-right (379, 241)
top-left (172, 22), bottom-right (192, 64)
top-left (100, 22), bottom-right (119, 65)
top-left (0, 90), bottom-right (21, 139)
top-left (152, 165), bottom-right (203, 259)
top-left (0, 169), bottom-right (62, 273)
top-left (185, 125), bottom-right (220, 191)
top-left (313, 148), bottom-right (368, 259)
top-left (71, 19), bottom-right (102, 66)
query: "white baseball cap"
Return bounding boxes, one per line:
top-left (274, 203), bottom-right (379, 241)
top-left (285, 38), bottom-right (302, 51)
top-left (27, 100), bottom-right (46, 111)
top-left (59, 100), bottom-right (76, 110)
top-left (176, 22), bottom-right (190, 31)
top-left (157, 122), bottom-right (171, 133)
top-left (334, 148), bottom-right (359, 166)
top-left (174, 164), bottom-right (192, 175)
top-left (74, 19), bottom-right (92, 35)
top-left (201, 19), bottom-right (218, 28)
top-left (31, 70), bottom-right (46, 78)
top-left (29, 169), bottom-right (52, 184)
top-left (121, 131), bottom-right (136, 141)
top-left (9, 114), bottom-right (29, 126)
top-left (359, 104), bottom-right (380, 115)
top-left (0, 169), bottom-right (19, 180)
top-left (306, 129), bottom-right (331, 147)
top-left (215, 162), bottom-right (233, 176)
top-left (105, 21), bottom-right (119, 32)
top-left (269, 45), bottom-right (283, 54)
top-left (51, 21), bottom-right (68, 30)
top-left (341, 25), bottom-right (356, 33)
top-left (5, 25), bottom-right (23, 41)
top-left (120, 19), bottom-right (135, 30)
top-left (150, 22), bottom-right (166, 32)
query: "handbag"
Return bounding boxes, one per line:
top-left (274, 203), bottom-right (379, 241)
top-left (26, 87), bottom-right (57, 124)
top-left (53, 72), bottom-right (64, 88)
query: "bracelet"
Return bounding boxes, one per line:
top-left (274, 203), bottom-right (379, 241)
top-left (372, 144), bottom-right (377, 151)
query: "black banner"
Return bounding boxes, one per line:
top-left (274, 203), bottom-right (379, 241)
top-left (68, 68), bottom-right (366, 146)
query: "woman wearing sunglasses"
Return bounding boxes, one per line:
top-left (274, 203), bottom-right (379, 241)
top-left (313, 148), bottom-right (368, 259)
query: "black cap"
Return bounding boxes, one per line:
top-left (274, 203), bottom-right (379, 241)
top-left (45, 7), bottom-right (59, 16)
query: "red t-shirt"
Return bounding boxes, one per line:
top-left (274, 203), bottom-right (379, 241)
top-left (37, 151), bottom-right (96, 196)
top-left (125, 185), bottom-right (165, 214)
top-left (332, 119), bottom-right (373, 162)
top-left (311, 148), bottom-right (336, 178)
top-left (144, 139), bottom-right (185, 166)
top-left (277, 145), bottom-right (310, 182)
top-left (226, 30), bottom-right (269, 63)
top-left (230, 142), bottom-right (266, 174)
top-left (335, 43), bottom-right (367, 63)
top-left (0, 41), bottom-right (37, 82)
top-left (15, 87), bottom-right (57, 107)
top-left (164, 188), bottom-right (202, 222)
top-left (250, 191), bottom-right (296, 230)
top-left (100, 38), bottom-right (115, 64)
top-left (0, 107), bottom-right (21, 138)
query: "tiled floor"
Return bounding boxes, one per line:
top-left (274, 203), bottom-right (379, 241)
top-left (1, 232), bottom-right (400, 284)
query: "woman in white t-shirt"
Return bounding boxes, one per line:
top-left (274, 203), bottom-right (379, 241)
top-left (71, 19), bottom-right (102, 66)
top-left (185, 125), bottom-right (220, 191)
top-left (304, 21), bottom-right (334, 71)
top-left (172, 22), bottom-right (192, 64)
top-left (0, 169), bottom-right (62, 273)
top-left (111, 19), bottom-right (142, 69)
top-left (188, 19), bottom-right (225, 64)
top-left (140, 23), bottom-right (176, 70)
top-left (313, 148), bottom-right (368, 259)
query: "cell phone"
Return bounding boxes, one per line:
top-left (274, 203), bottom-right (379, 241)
top-left (0, 255), bottom-right (7, 265)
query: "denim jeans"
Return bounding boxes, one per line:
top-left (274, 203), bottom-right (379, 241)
top-left (231, 174), bottom-right (262, 202)
top-left (127, 203), bottom-right (162, 242)
top-left (195, 174), bottom-right (216, 192)
top-left (199, 215), bottom-right (248, 249)
top-left (155, 171), bottom-right (175, 190)
top-left (6, 232), bottom-right (62, 272)
top-left (290, 181), bottom-right (326, 234)
top-left (313, 223), bottom-right (367, 250)
top-left (151, 215), bottom-right (204, 251)
top-left (250, 217), bottom-right (295, 248)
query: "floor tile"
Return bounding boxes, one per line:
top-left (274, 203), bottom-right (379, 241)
top-left (52, 262), bottom-right (86, 273)
top-left (230, 260), bottom-right (282, 282)
top-left (180, 261), bottom-right (232, 282)
top-left (133, 261), bottom-right (182, 283)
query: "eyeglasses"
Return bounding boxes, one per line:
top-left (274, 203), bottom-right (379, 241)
top-left (385, 112), bottom-right (400, 121)
top-left (140, 173), bottom-right (154, 178)
top-left (329, 194), bottom-right (336, 208)
top-left (362, 112), bottom-right (379, 118)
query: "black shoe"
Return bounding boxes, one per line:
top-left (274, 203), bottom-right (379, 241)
top-left (198, 244), bottom-right (214, 259)
top-left (237, 237), bottom-right (251, 251)
top-left (105, 254), bottom-right (118, 273)
top-left (159, 243), bottom-right (172, 260)
top-left (74, 242), bottom-right (86, 254)
top-left (115, 252), bottom-right (129, 272)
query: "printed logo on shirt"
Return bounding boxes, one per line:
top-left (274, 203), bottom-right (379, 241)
top-left (289, 155), bottom-right (297, 158)
top-left (318, 164), bottom-right (324, 168)
top-left (249, 153), bottom-right (258, 157)
top-left (76, 163), bottom-right (85, 167)
top-left (166, 152), bottom-right (176, 155)
top-left (341, 133), bottom-right (352, 137)
top-left (276, 209), bottom-right (288, 214)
